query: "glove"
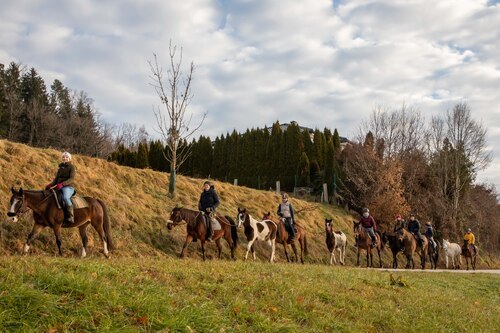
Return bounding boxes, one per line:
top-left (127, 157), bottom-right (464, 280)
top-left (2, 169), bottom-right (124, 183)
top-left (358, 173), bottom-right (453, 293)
top-left (206, 207), bottom-right (212, 213)
top-left (55, 183), bottom-right (64, 190)
top-left (45, 183), bottom-right (53, 190)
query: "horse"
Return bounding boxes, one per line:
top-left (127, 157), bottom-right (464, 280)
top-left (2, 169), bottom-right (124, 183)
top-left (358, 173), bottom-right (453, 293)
top-left (352, 221), bottom-right (383, 268)
top-left (427, 238), bottom-right (439, 269)
top-left (262, 212), bottom-right (308, 264)
top-left (442, 239), bottom-right (461, 269)
top-left (396, 228), bottom-right (428, 269)
top-left (237, 208), bottom-right (277, 262)
top-left (6, 187), bottom-right (113, 257)
top-left (167, 207), bottom-right (238, 261)
top-left (324, 219), bottom-right (346, 265)
top-left (382, 230), bottom-right (404, 269)
top-left (462, 239), bottom-right (477, 271)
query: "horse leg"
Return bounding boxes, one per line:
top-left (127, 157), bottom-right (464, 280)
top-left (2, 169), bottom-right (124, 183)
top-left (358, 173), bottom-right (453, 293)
top-left (357, 248), bottom-right (360, 267)
top-left (24, 223), bottom-right (45, 255)
top-left (445, 255), bottom-right (449, 269)
top-left (268, 239), bottom-right (276, 263)
top-left (78, 223), bottom-right (90, 258)
top-left (341, 244), bottom-right (346, 265)
top-left (291, 242), bottom-right (299, 263)
top-left (283, 243), bottom-right (290, 263)
top-left (377, 248), bottom-right (382, 268)
top-left (215, 238), bottom-right (222, 259)
top-left (91, 219), bottom-right (110, 258)
top-left (200, 240), bottom-right (206, 261)
top-left (330, 251), bottom-right (335, 265)
top-left (53, 224), bottom-right (63, 256)
top-left (180, 235), bottom-right (193, 258)
top-left (245, 239), bottom-right (255, 261)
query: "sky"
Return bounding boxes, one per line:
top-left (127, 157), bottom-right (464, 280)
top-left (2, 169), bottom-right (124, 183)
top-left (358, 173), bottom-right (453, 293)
top-left (1, 0), bottom-right (499, 189)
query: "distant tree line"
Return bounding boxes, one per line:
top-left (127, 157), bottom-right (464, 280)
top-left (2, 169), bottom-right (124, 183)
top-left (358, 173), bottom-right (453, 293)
top-left (108, 121), bottom-right (343, 196)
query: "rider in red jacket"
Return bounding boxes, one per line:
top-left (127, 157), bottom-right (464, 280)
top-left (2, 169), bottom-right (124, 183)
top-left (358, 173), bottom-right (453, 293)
top-left (359, 207), bottom-right (377, 248)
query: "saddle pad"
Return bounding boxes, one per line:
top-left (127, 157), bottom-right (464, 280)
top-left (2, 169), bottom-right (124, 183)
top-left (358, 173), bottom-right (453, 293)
top-left (212, 218), bottom-right (221, 231)
top-left (71, 196), bottom-right (89, 209)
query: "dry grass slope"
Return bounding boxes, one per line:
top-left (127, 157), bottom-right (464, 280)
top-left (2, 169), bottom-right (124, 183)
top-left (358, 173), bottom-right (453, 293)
top-left (0, 139), bottom-right (497, 268)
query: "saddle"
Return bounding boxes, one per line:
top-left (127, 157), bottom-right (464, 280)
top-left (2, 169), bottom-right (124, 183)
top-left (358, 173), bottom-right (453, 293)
top-left (52, 189), bottom-right (89, 209)
top-left (202, 212), bottom-right (221, 231)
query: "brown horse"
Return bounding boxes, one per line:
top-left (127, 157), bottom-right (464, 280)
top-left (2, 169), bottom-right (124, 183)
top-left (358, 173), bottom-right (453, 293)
top-left (396, 228), bottom-right (428, 269)
top-left (167, 207), bottom-right (238, 260)
top-left (382, 231), bottom-right (404, 269)
top-left (262, 212), bottom-right (308, 264)
top-left (353, 221), bottom-right (383, 267)
top-left (462, 240), bottom-right (477, 271)
top-left (6, 187), bottom-right (113, 257)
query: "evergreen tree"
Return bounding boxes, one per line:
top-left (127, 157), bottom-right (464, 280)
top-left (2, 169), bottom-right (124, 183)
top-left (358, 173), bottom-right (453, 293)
top-left (148, 140), bottom-right (165, 171)
top-left (136, 142), bottom-right (149, 168)
top-left (297, 152), bottom-right (310, 187)
top-left (267, 121), bottom-right (283, 186)
top-left (312, 129), bottom-right (326, 169)
top-left (283, 122), bottom-right (303, 190)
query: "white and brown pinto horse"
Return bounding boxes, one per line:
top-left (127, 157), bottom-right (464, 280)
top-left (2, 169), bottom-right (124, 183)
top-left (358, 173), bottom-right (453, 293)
top-left (325, 219), bottom-right (347, 265)
top-left (237, 208), bottom-right (278, 263)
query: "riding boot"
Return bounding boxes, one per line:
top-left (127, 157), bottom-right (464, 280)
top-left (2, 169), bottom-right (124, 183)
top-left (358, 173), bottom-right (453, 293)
top-left (206, 216), bottom-right (213, 242)
top-left (64, 206), bottom-right (74, 225)
top-left (370, 236), bottom-right (376, 248)
top-left (289, 224), bottom-right (296, 242)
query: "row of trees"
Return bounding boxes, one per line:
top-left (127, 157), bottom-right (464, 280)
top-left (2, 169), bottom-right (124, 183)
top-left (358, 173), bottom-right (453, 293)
top-left (0, 62), bottom-right (116, 156)
top-left (341, 103), bottom-right (498, 252)
top-left (108, 121), bottom-right (343, 194)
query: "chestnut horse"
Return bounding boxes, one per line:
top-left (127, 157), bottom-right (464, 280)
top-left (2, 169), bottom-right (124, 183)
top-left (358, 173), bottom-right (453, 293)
top-left (6, 187), bottom-right (113, 257)
top-left (262, 212), bottom-right (308, 264)
top-left (353, 221), bottom-right (383, 267)
top-left (325, 219), bottom-right (346, 265)
top-left (462, 240), bottom-right (477, 271)
top-left (167, 207), bottom-right (238, 260)
top-left (396, 228), bottom-right (428, 269)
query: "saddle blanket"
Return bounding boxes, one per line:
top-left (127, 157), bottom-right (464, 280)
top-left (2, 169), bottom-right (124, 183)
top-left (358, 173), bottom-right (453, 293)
top-left (52, 190), bottom-right (89, 209)
top-left (212, 218), bottom-right (221, 231)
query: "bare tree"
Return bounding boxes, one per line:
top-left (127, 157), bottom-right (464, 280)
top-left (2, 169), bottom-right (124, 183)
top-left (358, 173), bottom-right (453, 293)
top-left (149, 41), bottom-right (206, 197)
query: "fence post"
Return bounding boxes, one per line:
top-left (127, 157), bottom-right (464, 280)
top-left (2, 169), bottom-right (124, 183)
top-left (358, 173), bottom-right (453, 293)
top-left (234, 179), bottom-right (238, 186)
top-left (276, 181), bottom-right (280, 196)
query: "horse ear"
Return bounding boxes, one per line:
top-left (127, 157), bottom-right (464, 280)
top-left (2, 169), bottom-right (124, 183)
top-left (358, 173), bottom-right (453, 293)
top-left (19, 188), bottom-right (23, 195)
top-left (11, 187), bottom-right (15, 194)
top-left (266, 211), bottom-right (270, 215)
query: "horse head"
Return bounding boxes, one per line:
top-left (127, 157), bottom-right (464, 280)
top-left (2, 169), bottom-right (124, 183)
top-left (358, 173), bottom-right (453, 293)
top-left (6, 187), bottom-right (27, 223)
top-left (352, 220), bottom-right (361, 240)
top-left (262, 212), bottom-right (272, 220)
top-left (237, 207), bottom-right (247, 227)
top-left (441, 239), bottom-right (449, 250)
top-left (325, 218), bottom-right (333, 234)
top-left (167, 206), bottom-right (183, 230)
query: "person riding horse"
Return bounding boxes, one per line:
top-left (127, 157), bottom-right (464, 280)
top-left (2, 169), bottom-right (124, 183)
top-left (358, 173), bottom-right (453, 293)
top-left (358, 207), bottom-right (377, 248)
top-left (393, 213), bottom-right (405, 231)
top-left (45, 151), bottom-right (76, 225)
top-left (407, 213), bottom-right (424, 247)
top-left (198, 180), bottom-right (220, 241)
top-left (277, 193), bottom-right (296, 241)
top-left (463, 228), bottom-right (477, 256)
top-left (425, 221), bottom-right (437, 250)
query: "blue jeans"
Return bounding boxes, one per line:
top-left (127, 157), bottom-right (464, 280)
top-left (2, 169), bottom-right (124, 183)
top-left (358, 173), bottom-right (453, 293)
top-left (364, 227), bottom-right (376, 243)
top-left (61, 186), bottom-right (75, 207)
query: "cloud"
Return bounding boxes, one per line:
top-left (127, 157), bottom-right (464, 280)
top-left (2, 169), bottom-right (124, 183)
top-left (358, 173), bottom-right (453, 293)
top-left (1, 0), bottom-right (500, 189)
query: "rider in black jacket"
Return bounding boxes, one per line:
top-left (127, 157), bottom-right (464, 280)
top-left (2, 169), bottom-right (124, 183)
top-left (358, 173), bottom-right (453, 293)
top-left (198, 180), bottom-right (220, 241)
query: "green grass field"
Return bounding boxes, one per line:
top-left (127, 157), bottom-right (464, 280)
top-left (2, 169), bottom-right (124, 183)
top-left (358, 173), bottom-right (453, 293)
top-left (0, 256), bottom-right (498, 333)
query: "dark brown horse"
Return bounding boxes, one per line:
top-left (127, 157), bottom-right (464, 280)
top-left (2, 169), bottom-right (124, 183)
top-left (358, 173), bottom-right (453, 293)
top-left (462, 240), bottom-right (477, 270)
top-left (167, 207), bottom-right (238, 260)
top-left (6, 187), bottom-right (113, 257)
top-left (382, 231), bottom-right (404, 269)
top-left (353, 221), bottom-right (383, 267)
top-left (262, 212), bottom-right (308, 264)
top-left (396, 228), bottom-right (428, 269)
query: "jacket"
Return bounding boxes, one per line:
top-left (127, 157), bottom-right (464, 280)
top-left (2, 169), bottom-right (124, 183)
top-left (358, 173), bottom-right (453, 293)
top-left (50, 163), bottom-right (76, 187)
top-left (359, 216), bottom-right (377, 230)
top-left (464, 232), bottom-right (475, 245)
top-left (198, 188), bottom-right (220, 212)
top-left (407, 220), bottom-right (421, 234)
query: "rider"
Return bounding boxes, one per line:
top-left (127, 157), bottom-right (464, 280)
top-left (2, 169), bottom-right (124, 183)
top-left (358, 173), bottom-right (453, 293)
top-left (45, 151), bottom-right (76, 225)
top-left (463, 228), bottom-right (477, 256)
top-left (359, 207), bottom-right (377, 248)
top-left (198, 180), bottom-right (220, 241)
top-left (277, 193), bottom-right (296, 241)
top-left (407, 213), bottom-right (424, 247)
top-left (393, 213), bottom-right (405, 231)
top-left (425, 222), bottom-right (437, 250)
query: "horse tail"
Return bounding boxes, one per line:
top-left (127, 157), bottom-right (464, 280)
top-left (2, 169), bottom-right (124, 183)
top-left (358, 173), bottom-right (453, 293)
top-left (225, 215), bottom-right (238, 248)
top-left (98, 199), bottom-right (114, 250)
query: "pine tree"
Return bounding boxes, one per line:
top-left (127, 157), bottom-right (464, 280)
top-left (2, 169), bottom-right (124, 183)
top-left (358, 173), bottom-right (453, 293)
top-left (136, 142), bottom-right (149, 168)
top-left (297, 152), bottom-right (310, 186)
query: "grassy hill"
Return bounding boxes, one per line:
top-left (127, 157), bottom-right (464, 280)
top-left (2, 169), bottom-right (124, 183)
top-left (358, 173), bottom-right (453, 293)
top-left (0, 139), bottom-right (498, 268)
